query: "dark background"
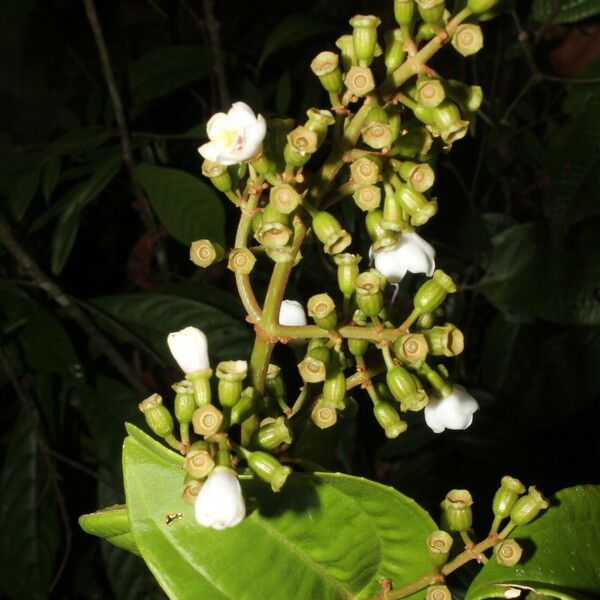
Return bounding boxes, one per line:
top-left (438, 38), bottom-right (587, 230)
top-left (1, 0), bottom-right (599, 598)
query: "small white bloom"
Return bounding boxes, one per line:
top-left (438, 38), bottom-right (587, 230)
top-left (198, 101), bottom-right (267, 166)
top-left (278, 299), bottom-right (307, 327)
top-left (167, 326), bottom-right (210, 374)
top-left (195, 467), bottom-right (246, 530)
top-left (371, 232), bottom-right (435, 283)
top-left (424, 385), bottom-right (479, 434)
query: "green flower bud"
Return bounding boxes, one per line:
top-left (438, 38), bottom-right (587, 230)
top-left (441, 489), bottom-right (473, 532)
top-left (387, 108), bottom-right (402, 141)
top-left (444, 79), bottom-right (483, 113)
top-left (173, 380), bottom-right (196, 424)
top-left (190, 239), bottom-right (225, 268)
top-left (323, 359), bottom-right (347, 409)
top-left (247, 451), bottom-right (292, 492)
top-left (265, 364), bottom-right (285, 407)
top-left (186, 368), bottom-right (212, 407)
top-left (416, 0), bottom-right (445, 24)
top-left (262, 203), bottom-right (289, 226)
top-left (139, 393), bottom-right (174, 439)
top-left (307, 293), bottom-right (337, 330)
top-left (426, 530), bottom-right (453, 568)
top-left (353, 184), bottom-right (382, 212)
top-left (228, 248), bottom-right (256, 274)
top-left (192, 404), bottom-right (224, 436)
top-left (231, 386), bottom-right (259, 425)
top-left (270, 184), bottom-right (302, 214)
top-left (362, 122), bottom-right (394, 150)
top-left (201, 160), bottom-right (233, 193)
top-left (426, 585), bottom-right (451, 600)
top-left (285, 126), bottom-right (319, 167)
top-left (253, 416), bottom-right (292, 450)
top-left (312, 211), bottom-right (352, 255)
top-left (423, 324), bottom-right (464, 357)
top-left (365, 107), bottom-right (389, 126)
top-left (349, 15), bottom-right (381, 67)
top-left (417, 362), bottom-right (452, 398)
top-left (182, 478), bottom-right (203, 505)
top-left (431, 100), bottom-right (469, 144)
top-left (396, 161), bottom-right (435, 193)
top-left (384, 29), bottom-right (406, 73)
top-left (414, 270), bottom-right (457, 314)
top-left (266, 245), bottom-right (297, 264)
top-left (416, 311), bottom-right (437, 330)
top-left (355, 272), bottom-right (384, 317)
top-left (393, 333), bottom-right (429, 363)
top-left (335, 35), bottom-right (356, 71)
top-left (249, 152), bottom-right (276, 176)
top-left (350, 156), bottom-right (381, 185)
top-left (373, 401), bottom-right (408, 438)
top-left (305, 108), bottom-right (335, 145)
top-left (452, 24), bottom-right (484, 57)
top-left (468, 0), bottom-right (500, 14)
top-left (494, 539), bottom-right (523, 567)
top-left (311, 51), bottom-right (343, 93)
top-left (311, 401), bottom-right (338, 429)
top-left (382, 187), bottom-right (407, 232)
top-left (394, 0), bottom-right (416, 26)
top-left (417, 77), bottom-right (446, 108)
top-left (392, 125), bottom-right (434, 159)
top-left (492, 476), bottom-right (526, 520)
top-left (334, 252), bottom-right (362, 296)
top-left (348, 337), bottom-right (369, 357)
top-left (184, 449), bottom-right (215, 479)
top-left (394, 182), bottom-right (438, 226)
top-left (256, 222), bottom-right (292, 249)
top-left (386, 365), bottom-right (428, 410)
top-left (509, 486), bottom-right (549, 526)
top-left (298, 346), bottom-right (330, 383)
top-left (345, 66), bottom-right (376, 97)
top-left (416, 21), bottom-right (437, 43)
top-left (216, 360), bottom-right (248, 407)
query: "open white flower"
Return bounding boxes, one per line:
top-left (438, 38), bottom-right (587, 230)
top-left (167, 326), bottom-right (210, 374)
top-left (424, 384), bottom-right (479, 434)
top-left (371, 232), bottom-right (435, 283)
top-left (195, 467), bottom-right (246, 530)
top-left (198, 102), bottom-right (266, 166)
top-left (279, 299), bottom-right (307, 327)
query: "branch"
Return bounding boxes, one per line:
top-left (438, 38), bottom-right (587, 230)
top-left (201, 0), bottom-right (229, 107)
top-left (0, 220), bottom-right (148, 396)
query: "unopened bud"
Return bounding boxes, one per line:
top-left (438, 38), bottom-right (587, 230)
top-left (311, 401), bottom-right (338, 429)
top-left (349, 15), bottom-right (381, 67)
top-left (426, 585), bottom-right (451, 600)
top-left (228, 248), bottom-right (256, 274)
top-left (307, 293), bottom-right (337, 330)
top-left (186, 368), bottom-right (212, 407)
top-left (386, 365), bottom-right (428, 410)
top-left (384, 29), bottom-right (406, 73)
top-left (139, 393), bottom-right (175, 439)
top-left (185, 449), bottom-right (215, 479)
top-left (284, 126), bottom-right (319, 167)
top-left (394, 0), bottom-right (416, 26)
top-left (395, 182), bottom-right (437, 226)
top-left (355, 272), bottom-right (384, 317)
top-left (423, 325), bottom-right (464, 357)
top-left (266, 245), bottom-right (296, 264)
top-left (353, 184), bottom-right (382, 212)
top-left (335, 35), bottom-right (355, 71)
top-left (216, 360), bottom-right (247, 407)
top-left (231, 386), bottom-right (259, 424)
top-left (305, 108), bottom-right (335, 145)
top-left (323, 361), bottom-right (347, 409)
top-left (299, 346), bottom-right (330, 383)
top-left (182, 478), bottom-right (203, 505)
top-left (270, 184), bottom-right (301, 214)
top-left (334, 253), bottom-right (362, 296)
top-left (417, 78), bottom-right (446, 107)
top-left (509, 486), bottom-right (549, 526)
top-left (362, 122), bottom-right (393, 150)
top-left (382, 188), bottom-right (407, 232)
top-left (426, 530), bottom-right (453, 568)
top-left (441, 489), bottom-right (473, 532)
top-left (345, 66), bottom-right (375, 97)
top-left (468, 0), bottom-right (500, 15)
top-left (348, 337), bottom-right (369, 357)
top-left (432, 100), bottom-right (469, 144)
top-left (253, 416), bottom-right (292, 450)
top-left (392, 126), bottom-right (434, 159)
top-left (192, 404), bottom-right (224, 436)
top-left (311, 51), bottom-right (343, 94)
top-left (351, 156), bottom-right (381, 185)
top-left (256, 222), bottom-right (292, 249)
top-left (312, 211), bottom-right (352, 255)
top-left (493, 476), bottom-right (526, 520)
top-left (247, 451), bottom-right (292, 492)
top-left (452, 24), bottom-right (484, 56)
top-left (373, 401), bottom-right (408, 438)
top-left (414, 270), bottom-right (457, 314)
top-left (201, 160), bottom-right (232, 192)
top-left (416, 0), bottom-right (445, 24)
top-left (396, 161), bottom-right (435, 193)
top-left (394, 333), bottom-right (428, 363)
top-left (445, 79), bottom-right (483, 112)
top-left (173, 380), bottom-right (196, 424)
top-left (190, 239), bottom-right (225, 268)
top-left (265, 364), bottom-right (285, 406)
top-left (494, 539), bottom-right (523, 566)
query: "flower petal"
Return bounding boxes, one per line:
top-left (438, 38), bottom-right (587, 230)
top-left (198, 141), bottom-right (223, 162)
top-left (228, 102), bottom-right (259, 128)
top-left (206, 112), bottom-right (233, 140)
top-left (279, 299), bottom-right (307, 326)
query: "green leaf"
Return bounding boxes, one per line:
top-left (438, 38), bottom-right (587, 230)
top-left (51, 150), bottom-right (122, 274)
top-left (258, 14), bottom-right (336, 69)
top-left (80, 505), bottom-right (140, 555)
top-left (137, 164), bottom-right (225, 245)
top-left (42, 156), bottom-right (61, 201)
top-left (466, 486), bottom-right (600, 600)
top-left (275, 70), bottom-right (292, 114)
top-left (90, 293), bottom-right (253, 364)
top-left (120, 424), bottom-right (436, 600)
top-left (531, 0), bottom-right (600, 23)
top-left (127, 46), bottom-right (209, 105)
top-left (6, 168), bottom-right (41, 220)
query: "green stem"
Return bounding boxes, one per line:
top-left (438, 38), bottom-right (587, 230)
top-left (355, 356), bottom-right (380, 406)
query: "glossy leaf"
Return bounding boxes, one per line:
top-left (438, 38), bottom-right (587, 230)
top-left (137, 164), bottom-right (225, 245)
top-left (531, 0), bottom-right (600, 23)
top-left (466, 486), bottom-right (600, 600)
top-left (80, 505), bottom-right (139, 555)
top-left (121, 424), bottom-right (436, 600)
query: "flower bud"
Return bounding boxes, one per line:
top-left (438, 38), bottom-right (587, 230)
top-left (307, 293), bottom-right (337, 330)
top-left (426, 585), bottom-right (451, 600)
top-left (216, 360), bottom-right (248, 407)
top-left (494, 540), bottom-right (523, 567)
top-left (509, 486), bottom-right (549, 526)
top-left (256, 222), bottom-right (292, 249)
top-left (186, 368), bottom-right (212, 407)
top-left (384, 29), bottom-right (406, 73)
top-left (355, 272), bottom-right (384, 317)
top-left (195, 467), bottom-right (245, 529)
top-left (394, 182), bottom-right (438, 226)
top-left (444, 79), bottom-right (483, 112)
top-left (362, 123), bottom-right (394, 150)
top-left (262, 203), bottom-right (288, 226)
top-left (139, 393), bottom-right (174, 439)
top-left (353, 184), bottom-right (382, 212)
top-left (452, 24), bottom-right (484, 57)
top-left (311, 51), bottom-right (343, 94)
top-left (350, 156), bottom-right (381, 185)
top-left (417, 78), bottom-right (446, 107)
top-left (323, 360), bottom-right (347, 409)
top-left (386, 366), bottom-right (428, 411)
top-left (228, 248), bottom-right (256, 274)
top-left (396, 161), bottom-right (435, 193)
top-left (345, 66), bottom-right (376, 97)
top-left (373, 401), bottom-right (408, 438)
top-left (189, 239), bottom-right (225, 268)
top-left (348, 337), bottom-right (369, 357)
top-left (493, 476), bottom-right (526, 520)
top-left (468, 0), bottom-right (500, 15)
top-left (312, 211), bottom-right (352, 255)
top-left (416, 21), bottom-right (437, 42)
top-left (393, 333), bottom-right (428, 363)
top-left (173, 380), bottom-right (196, 424)
top-left (349, 15), bottom-right (381, 67)
top-left (249, 152), bottom-right (276, 176)
top-left (185, 449), bottom-right (216, 479)
top-left (335, 35), bottom-right (356, 70)
top-left (416, 0), bottom-right (445, 24)
top-left (431, 100), bottom-right (469, 144)
top-left (426, 530), bottom-right (453, 568)
top-left (423, 324), bottom-right (464, 357)
top-left (441, 489), bottom-right (473, 532)
top-left (285, 126), bottom-right (318, 167)
top-left (382, 188), bottom-right (407, 232)
top-left (394, 0), bottom-right (416, 26)
top-left (392, 125), bottom-right (434, 159)
top-left (279, 299), bottom-right (307, 326)
top-left (231, 386), bottom-right (259, 425)
top-left (334, 252), bottom-right (361, 296)
top-left (192, 404), bottom-right (224, 436)
top-left (182, 478), bottom-right (203, 506)
top-left (416, 311), bottom-right (437, 329)
top-left (201, 160), bottom-right (233, 192)
top-left (270, 184), bottom-right (302, 214)
top-left (305, 108), bottom-right (335, 146)
top-left (311, 401), bottom-right (338, 429)
top-left (168, 326), bottom-right (210, 374)
top-left (265, 364), bottom-right (286, 407)
top-left (247, 451), bottom-right (292, 492)
top-left (414, 270), bottom-right (457, 314)
top-left (253, 416), bottom-right (292, 450)
top-left (418, 363), bottom-right (453, 400)
top-left (299, 346), bottom-right (330, 383)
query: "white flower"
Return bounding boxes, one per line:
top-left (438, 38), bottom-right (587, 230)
top-left (167, 326), bottom-right (210, 374)
top-left (371, 232), bottom-right (435, 283)
top-left (198, 102), bottom-right (266, 166)
top-left (424, 385), bottom-right (479, 434)
top-left (278, 299), bottom-right (307, 327)
top-left (195, 467), bottom-right (246, 530)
